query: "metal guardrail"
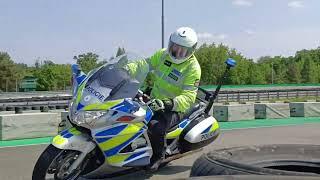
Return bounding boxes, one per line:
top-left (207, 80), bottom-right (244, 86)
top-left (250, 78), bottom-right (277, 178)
top-left (214, 88), bottom-right (320, 102)
top-left (1, 87), bottom-right (320, 108)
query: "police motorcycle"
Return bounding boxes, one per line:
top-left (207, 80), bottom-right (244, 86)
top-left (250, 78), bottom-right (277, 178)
top-left (32, 53), bottom-right (236, 180)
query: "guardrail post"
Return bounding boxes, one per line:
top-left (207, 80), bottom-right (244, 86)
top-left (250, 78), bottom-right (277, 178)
top-left (286, 91), bottom-right (289, 99)
top-left (237, 92), bottom-right (240, 102)
top-left (267, 92), bottom-right (270, 100)
top-left (247, 93), bottom-right (250, 101)
top-left (296, 91), bottom-right (299, 98)
top-left (277, 91), bottom-right (280, 99)
top-left (257, 93), bottom-right (260, 101)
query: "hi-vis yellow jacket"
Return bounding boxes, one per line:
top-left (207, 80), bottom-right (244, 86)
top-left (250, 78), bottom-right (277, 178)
top-left (145, 49), bottom-right (201, 113)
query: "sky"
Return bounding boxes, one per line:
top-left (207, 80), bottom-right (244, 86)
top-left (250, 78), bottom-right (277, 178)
top-left (0, 0), bottom-right (319, 65)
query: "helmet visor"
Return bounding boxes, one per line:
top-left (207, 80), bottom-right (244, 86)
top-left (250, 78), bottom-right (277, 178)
top-left (168, 41), bottom-right (195, 60)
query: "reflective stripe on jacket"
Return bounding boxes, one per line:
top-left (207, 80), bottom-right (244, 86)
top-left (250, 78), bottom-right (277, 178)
top-left (147, 49), bottom-right (201, 113)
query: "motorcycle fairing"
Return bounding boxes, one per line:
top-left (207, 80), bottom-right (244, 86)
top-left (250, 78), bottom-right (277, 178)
top-left (165, 118), bottom-right (191, 139)
top-left (88, 100), bottom-right (153, 167)
top-left (92, 121), bottom-right (152, 167)
top-left (52, 127), bottom-right (95, 153)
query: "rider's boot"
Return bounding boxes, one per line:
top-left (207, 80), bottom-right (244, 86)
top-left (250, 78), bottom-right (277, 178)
top-left (147, 153), bottom-right (164, 172)
top-left (147, 136), bottom-right (165, 172)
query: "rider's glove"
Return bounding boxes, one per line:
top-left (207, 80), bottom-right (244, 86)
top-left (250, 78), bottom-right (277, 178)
top-left (149, 99), bottom-right (173, 112)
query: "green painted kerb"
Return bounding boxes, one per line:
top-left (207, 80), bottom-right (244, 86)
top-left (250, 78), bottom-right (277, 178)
top-left (0, 137), bottom-right (52, 147)
top-left (220, 117), bottom-right (320, 130)
top-left (0, 117), bottom-right (320, 148)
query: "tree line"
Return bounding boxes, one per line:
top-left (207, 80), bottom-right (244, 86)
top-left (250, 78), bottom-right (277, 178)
top-left (195, 43), bottom-right (320, 85)
top-left (0, 45), bottom-right (319, 91)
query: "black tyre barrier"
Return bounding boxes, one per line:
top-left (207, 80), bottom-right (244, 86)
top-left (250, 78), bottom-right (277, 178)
top-left (56, 105), bottom-right (65, 109)
top-left (64, 105), bottom-right (69, 110)
top-left (14, 106), bottom-right (23, 114)
top-left (32, 106), bottom-right (40, 110)
top-left (190, 144), bottom-right (320, 177)
top-left (6, 106), bottom-right (14, 111)
top-left (40, 106), bottom-right (49, 112)
top-left (23, 106), bottom-right (32, 111)
top-left (15, 107), bottom-right (23, 114)
top-left (48, 105), bottom-right (56, 110)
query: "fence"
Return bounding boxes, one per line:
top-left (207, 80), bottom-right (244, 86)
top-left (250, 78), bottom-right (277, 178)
top-left (1, 87), bottom-right (320, 107)
top-left (214, 88), bottom-right (320, 102)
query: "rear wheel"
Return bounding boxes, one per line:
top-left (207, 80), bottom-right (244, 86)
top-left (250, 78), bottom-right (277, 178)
top-left (32, 145), bottom-right (84, 180)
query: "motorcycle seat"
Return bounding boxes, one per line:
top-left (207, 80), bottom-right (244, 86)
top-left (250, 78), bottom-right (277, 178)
top-left (166, 124), bottom-right (179, 133)
top-left (182, 103), bottom-right (203, 119)
top-left (166, 102), bottom-right (206, 132)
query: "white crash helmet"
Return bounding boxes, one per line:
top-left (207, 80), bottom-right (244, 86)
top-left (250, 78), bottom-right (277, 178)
top-left (168, 27), bottom-right (198, 64)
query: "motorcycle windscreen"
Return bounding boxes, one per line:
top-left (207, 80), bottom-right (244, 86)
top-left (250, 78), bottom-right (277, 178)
top-left (75, 54), bottom-right (150, 109)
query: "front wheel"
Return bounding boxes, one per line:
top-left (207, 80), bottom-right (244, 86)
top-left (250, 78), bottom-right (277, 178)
top-left (32, 145), bottom-right (83, 180)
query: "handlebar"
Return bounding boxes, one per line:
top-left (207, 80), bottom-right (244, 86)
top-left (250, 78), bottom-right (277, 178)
top-left (136, 90), bottom-right (151, 104)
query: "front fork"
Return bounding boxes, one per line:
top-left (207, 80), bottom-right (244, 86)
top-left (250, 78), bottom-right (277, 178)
top-left (52, 127), bottom-right (96, 173)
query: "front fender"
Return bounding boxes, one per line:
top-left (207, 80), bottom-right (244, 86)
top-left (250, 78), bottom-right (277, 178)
top-left (52, 127), bottom-right (96, 153)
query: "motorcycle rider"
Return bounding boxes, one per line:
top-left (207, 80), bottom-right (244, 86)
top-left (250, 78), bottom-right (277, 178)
top-left (73, 26), bottom-right (201, 172)
top-left (144, 27), bottom-right (201, 171)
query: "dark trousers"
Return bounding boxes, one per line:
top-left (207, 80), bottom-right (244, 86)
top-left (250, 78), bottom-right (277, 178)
top-left (148, 111), bottom-right (181, 161)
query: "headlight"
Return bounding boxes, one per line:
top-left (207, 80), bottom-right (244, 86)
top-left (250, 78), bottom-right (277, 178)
top-left (73, 111), bottom-right (107, 126)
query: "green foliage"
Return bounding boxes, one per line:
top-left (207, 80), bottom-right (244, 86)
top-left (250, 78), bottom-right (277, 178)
top-left (34, 65), bottom-right (56, 91)
top-left (33, 61), bottom-right (71, 91)
top-left (72, 47), bottom-right (126, 74)
top-left (73, 52), bottom-right (100, 74)
top-left (195, 44), bottom-right (320, 85)
top-left (1, 45), bottom-right (320, 92)
top-left (247, 63), bottom-right (266, 84)
top-left (195, 43), bottom-right (255, 85)
top-left (287, 61), bottom-right (301, 83)
top-left (21, 47), bottom-right (126, 91)
top-left (301, 54), bottom-right (318, 83)
top-left (0, 52), bottom-right (26, 91)
top-left (195, 43), bottom-right (228, 85)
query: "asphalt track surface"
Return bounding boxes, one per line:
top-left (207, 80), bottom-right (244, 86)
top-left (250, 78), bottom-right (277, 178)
top-left (1, 123), bottom-right (320, 180)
